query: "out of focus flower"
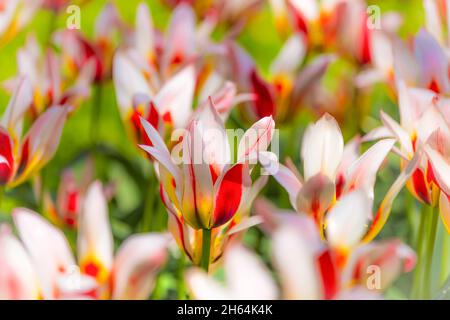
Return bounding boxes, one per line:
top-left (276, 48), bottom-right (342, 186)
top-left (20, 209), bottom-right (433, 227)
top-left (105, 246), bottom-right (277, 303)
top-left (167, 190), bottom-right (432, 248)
top-left (270, 0), bottom-right (372, 64)
top-left (114, 59), bottom-right (241, 147)
top-left (360, 29), bottom-right (450, 94)
top-left (0, 0), bottom-right (40, 46)
top-left (53, 3), bottom-right (124, 82)
top-left (121, 2), bottom-right (217, 82)
top-left (0, 78), bottom-right (68, 187)
top-left (368, 83), bottom-right (447, 207)
top-left (186, 209), bottom-right (415, 299)
top-left (4, 35), bottom-right (94, 117)
top-left (140, 100), bottom-right (274, 264)
top-left (0, 182), bottom-right (170, 300)
top-left (221, 38), bottom-right (333, 122)
top-left (43, 159), bottom-right (115, 229)
top-left (260, 113), bottom-right (403, 239)
top-left (161, 0), bottom-right (264, 30)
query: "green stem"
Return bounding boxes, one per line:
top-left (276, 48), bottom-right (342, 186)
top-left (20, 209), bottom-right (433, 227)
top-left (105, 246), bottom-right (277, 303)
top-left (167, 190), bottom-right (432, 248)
top-left (441, 230), bottom-right (450, 286)
top-left (140, 175), bottom-right (156, 232)
top-left (200, 228), bottom-right (212, 272)
top-left (0, 186), bottom-right (4, 210)
top-left (412, 205), bottom-right (428, 299)
top-left (177, 254), bottom-right (186, 300)
top-left (90, 84), bottom-right (103, 148)
top-left (424, 206), bottom-right (439, 299)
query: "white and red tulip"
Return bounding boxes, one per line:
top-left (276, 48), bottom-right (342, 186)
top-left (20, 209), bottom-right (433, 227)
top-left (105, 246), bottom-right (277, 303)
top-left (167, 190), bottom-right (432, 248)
top-left (0, 182), bottom-right (170, 300)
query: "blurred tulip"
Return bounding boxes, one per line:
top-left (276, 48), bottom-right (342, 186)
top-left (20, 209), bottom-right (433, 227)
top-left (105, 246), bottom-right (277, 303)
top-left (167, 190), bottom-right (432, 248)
top-left (43, 159), bottom-right (115, 229)
top-left (0, 78), bottom-right (69, 188)
top-left (4, 182), bottom-right (170, 300)
top-left (0, 0), bottom-right (40, 46)
top-left (222, 38), bottom-right (333, 122)
top-left (53, 3), bottom-right (124, 83)
top-left (186, 211), bottom-right (415, 299)
top-left (4, 35), bottom-right (94, 117)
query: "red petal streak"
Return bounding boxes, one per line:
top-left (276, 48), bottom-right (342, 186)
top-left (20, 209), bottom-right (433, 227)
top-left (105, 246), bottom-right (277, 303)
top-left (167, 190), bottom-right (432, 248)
top-left (250, 70), bottom-right (275, 119)
top-left (0, 128), bottom-right (13, 185)
top-left (317, 249), bottom-right (339, 300)
top-left (213, 164), bottom-right (244, 227)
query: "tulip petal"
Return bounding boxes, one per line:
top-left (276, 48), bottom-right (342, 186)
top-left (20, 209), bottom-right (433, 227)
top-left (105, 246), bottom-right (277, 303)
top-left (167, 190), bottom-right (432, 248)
top-left (0, 225), bottom-right (39, 300)
top-left (363, 151), bottom-right (421, 242)
top-left (186, 268), bottom-right (231, 300)
top-left (259, 151), bottom-right (302, 209)
top-left (439, 192), bottom-right (450, 233)
top-left (237, 116), bottom-right (275, 161)
top-left (13, 208), bottom-right (75, 300)
top-left (154, 65), bottom-right (195, 129)
top-left (302, 113), bottom-right (344, 181)
top-left (113, 50), bottom-right (153, 115)
top-left (213, 164), bottom-right (248, 227)
top-left (270, 35), bottom-right (306, 75)
top-left (0, 128), bottom-right (13, 185)
top-left (78, 182), bottom-right (114, 284)
top-left (343, 139), bottom-right (395, 201)
top-left (272, 225), bottom-right (321, 299)
top-left (111, 233), bottom-right (170, 300)
top-left (326, 190), bottom-right (370, 250)
top-left (225, 245), bottom-right (278, 299)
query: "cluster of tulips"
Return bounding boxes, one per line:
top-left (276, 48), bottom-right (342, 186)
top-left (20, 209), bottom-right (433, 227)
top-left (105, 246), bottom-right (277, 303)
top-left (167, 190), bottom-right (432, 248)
top-left (1, 0), bottom-right (450, 300)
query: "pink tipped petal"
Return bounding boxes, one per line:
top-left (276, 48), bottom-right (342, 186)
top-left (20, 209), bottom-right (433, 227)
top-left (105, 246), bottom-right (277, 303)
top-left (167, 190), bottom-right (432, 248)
top-left (13, 208), bottom-right (75, 300)
top-left (301, 113), bottom-right (344, 181)
top-left (325, 190), bottom-right (370, 250)
top-left (77, 181), bottom-right (114, 282)
top-left (237, 116), bottom-right (275, 161)
top-left (0, 225), bottom-right (39, 300)
top-left (112, 233), bottom-right (170, 300)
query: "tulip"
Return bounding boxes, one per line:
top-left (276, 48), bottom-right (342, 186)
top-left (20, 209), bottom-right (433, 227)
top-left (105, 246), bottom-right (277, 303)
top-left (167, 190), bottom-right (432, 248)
top-left (223, 38), bottom-right (333, 122)
top-left (160, 0), bottom-right (264, 28)
top-left (259, 113), bottom-right (415, 241)
top-left (43, 159), bottom-right (115, 229)
top-left (0, 77), bottom-right (69, 188)
top-left (0, 0), bottom-right (40, 46)
top-left (140, 98), bottom-right (275, 270)
top-left (186, 204), bottom-right (415, 300)
top-left (4, 35), bottom-right (94, 117)
top-left (53, 3), bottom-right (124, 83)
top-left (0, 182), bottom-right (171, 300)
